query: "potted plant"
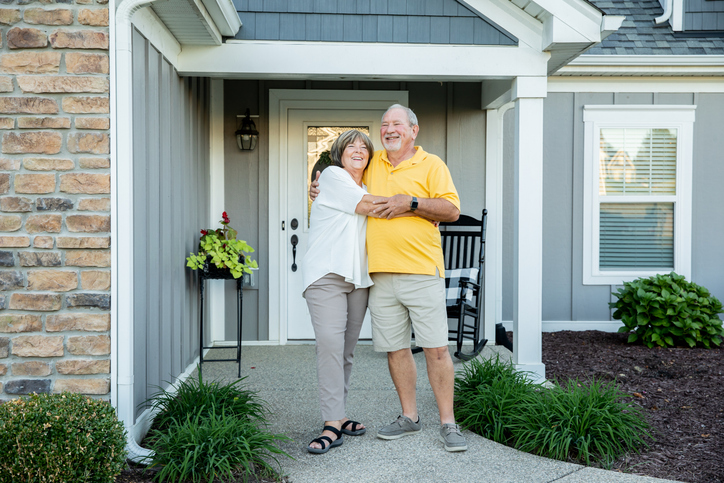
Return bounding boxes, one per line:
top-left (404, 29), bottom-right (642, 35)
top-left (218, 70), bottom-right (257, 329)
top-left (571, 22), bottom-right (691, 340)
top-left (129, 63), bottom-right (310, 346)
top-left (310, 150), bottom-right (332, 183)
top-left (186, 211), bottom-right (258, 279)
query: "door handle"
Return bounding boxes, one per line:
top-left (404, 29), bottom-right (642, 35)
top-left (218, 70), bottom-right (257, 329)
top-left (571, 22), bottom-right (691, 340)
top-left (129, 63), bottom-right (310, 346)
top-left (290, 234), bottom-right (298, 272)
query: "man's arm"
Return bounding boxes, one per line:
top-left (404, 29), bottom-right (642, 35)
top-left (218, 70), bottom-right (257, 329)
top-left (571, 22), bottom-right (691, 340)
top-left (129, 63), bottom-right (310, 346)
top-left (372, 194), bottom-right (459, 222)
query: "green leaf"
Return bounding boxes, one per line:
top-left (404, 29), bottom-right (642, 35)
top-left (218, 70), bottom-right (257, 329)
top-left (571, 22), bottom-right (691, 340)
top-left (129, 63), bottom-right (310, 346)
top-left (627, 333), bottom-right (638, 343)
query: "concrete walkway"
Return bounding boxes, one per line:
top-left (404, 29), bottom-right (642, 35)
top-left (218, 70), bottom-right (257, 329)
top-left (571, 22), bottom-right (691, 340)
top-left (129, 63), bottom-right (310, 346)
top-left (199, 344), bottom-right (681, 483)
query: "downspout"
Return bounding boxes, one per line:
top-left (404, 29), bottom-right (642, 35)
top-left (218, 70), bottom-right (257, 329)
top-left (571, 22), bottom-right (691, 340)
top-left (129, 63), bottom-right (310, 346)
top-left (655, 0), bottom-right (673, 25)
top-left (112, 0), bottom-right (159, 464)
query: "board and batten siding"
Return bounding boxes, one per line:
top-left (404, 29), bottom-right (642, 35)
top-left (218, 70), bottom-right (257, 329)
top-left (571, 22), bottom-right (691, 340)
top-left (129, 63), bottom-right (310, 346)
top-left (131, 29), bottom-right (210, 418)
top-left (684, 0), bottom-right (724, 30)
top-left (223, 80), bottom-right (485, 340)
top-left (232, 0), bottom-right (517, 45)
top-left (501, 92), bottom-right (724, 326)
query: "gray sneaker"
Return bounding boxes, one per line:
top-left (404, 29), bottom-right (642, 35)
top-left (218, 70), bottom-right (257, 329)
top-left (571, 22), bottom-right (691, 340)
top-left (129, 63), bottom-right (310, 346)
top-left (439, 423), bottom-right (467, 452)
top-left (377, 415), bottom-right (421, 440)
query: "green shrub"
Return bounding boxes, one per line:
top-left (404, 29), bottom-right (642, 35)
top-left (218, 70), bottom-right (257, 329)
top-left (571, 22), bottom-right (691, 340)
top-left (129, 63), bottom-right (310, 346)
top-left (151, 408), bottom-right (289, 483)
top-left (454, 356), bottom-right (536, 444)
top-left (145, 374), bottom-right (290, 482)
top-left (454, 358), bottom-right (650, 465)
top-left (145, 374), bottom-right (266, 437)
top-left (611, 272), bottom-right (724, 348)
top-left (0, 392), bottom-right (127, 483)
top-left (512, 379), bottom-right (650, 465)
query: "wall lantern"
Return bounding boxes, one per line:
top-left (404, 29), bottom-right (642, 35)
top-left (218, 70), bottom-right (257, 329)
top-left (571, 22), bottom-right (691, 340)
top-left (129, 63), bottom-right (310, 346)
top-left (235, 109), bottom-right (259, 151)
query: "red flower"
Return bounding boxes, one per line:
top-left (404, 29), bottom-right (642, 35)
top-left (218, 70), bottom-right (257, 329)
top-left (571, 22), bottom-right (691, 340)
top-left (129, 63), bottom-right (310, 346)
top-left (200, 229), bottom-right (209, 236)
top-left (222, 211), bottom-right (230, 224)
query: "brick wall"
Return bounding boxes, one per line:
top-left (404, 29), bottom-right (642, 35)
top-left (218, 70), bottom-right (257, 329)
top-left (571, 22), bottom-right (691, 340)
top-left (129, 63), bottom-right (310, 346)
top-left (0, 0), bottom-right (110, 398)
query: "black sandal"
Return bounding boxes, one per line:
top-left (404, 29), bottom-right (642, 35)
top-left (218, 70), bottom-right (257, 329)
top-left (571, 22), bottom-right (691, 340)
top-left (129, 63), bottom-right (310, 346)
top-left (307, 425), bottom-right (344, 454)
top-left (341, 420), bottom-right (366, 436)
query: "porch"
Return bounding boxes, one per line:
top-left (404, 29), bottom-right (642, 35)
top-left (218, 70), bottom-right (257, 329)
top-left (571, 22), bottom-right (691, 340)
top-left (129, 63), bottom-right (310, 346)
top-left (196, 345), bottom-right (671, 483)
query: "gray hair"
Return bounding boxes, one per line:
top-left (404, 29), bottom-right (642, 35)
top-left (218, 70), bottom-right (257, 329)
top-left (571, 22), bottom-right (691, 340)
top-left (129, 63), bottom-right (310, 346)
top-left (382, 104), bottom-right (418, 127)
top-left (330, 130), bottom-right (374, 168)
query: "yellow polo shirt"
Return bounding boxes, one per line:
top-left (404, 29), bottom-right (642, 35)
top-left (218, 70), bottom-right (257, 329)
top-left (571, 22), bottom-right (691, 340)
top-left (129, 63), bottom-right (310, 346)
top-left (364, 146), bottom-right (460, 276)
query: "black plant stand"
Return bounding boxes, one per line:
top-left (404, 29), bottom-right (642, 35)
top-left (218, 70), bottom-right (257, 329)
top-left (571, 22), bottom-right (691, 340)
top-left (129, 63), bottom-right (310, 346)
top-left (198, 262), bottom-right (243, 378)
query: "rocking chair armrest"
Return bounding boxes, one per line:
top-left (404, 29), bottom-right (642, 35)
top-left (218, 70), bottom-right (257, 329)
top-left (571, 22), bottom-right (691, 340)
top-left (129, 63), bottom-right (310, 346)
top-left (457, 279), bottom-right (480, 290)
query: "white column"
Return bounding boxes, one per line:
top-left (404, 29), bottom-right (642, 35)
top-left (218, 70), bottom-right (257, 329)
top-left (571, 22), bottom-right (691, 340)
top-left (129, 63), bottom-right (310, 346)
top-left (207, 79), bottom-right (225, 344)
top-left (484, 103), bottom-right (513, 343)
top-left (511, 77), bottom-right (546, 382)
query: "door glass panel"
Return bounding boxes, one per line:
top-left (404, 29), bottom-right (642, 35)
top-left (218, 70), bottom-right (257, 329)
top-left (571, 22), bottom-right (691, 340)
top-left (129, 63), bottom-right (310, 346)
top-left (306, 126), bottom-right (370, 228)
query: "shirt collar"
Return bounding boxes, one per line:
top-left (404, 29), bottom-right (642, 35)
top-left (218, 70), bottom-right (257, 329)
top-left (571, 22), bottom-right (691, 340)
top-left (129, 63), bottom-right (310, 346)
top-left (380, 146), bottom-right (426, 168)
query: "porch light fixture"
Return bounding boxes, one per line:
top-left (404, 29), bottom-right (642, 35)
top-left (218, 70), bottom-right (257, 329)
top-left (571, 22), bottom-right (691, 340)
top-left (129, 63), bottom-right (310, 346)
top-left (235, 109), bottom-right (259, 151)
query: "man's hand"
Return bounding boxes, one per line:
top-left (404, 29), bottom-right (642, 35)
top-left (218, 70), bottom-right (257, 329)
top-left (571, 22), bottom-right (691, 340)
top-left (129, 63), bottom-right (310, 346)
top-left (309, 171), bottom-right (321, 201)
top-left (372, 194), bottom-right (412, 220)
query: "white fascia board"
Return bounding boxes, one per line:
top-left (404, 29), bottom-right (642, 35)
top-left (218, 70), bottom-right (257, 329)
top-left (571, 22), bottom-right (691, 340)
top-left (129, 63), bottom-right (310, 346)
top-left (549, 76), bottom-right (724, 92)
top-left (558, 55), bottom-right (724, 76)
top-left (461, 0), bottom-right (544, 50)
top-left (131, 6), bottom-right (181, 67)
top-left (199, 0), bottom-right (240, 37)
top-left (177, 41), bottom-right (549, 79)
top-left (570, 55), bottom-right (724, 66)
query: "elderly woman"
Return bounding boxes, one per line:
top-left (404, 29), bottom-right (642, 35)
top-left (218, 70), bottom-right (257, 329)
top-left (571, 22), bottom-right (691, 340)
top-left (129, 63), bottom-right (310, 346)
top-left (302, 129), bottom-right (390, 454)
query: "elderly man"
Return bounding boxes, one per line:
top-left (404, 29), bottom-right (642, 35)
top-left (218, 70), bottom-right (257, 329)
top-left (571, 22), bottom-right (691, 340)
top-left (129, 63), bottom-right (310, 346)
top-left (311, 104), bottom-right (466, 452)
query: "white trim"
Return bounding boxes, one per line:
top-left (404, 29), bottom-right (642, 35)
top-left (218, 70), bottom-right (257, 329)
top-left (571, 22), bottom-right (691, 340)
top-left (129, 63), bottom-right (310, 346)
top-left (582, 105), bottom-right (695, 286)
top-left (267, 90), bottom-right (408, 345)
top-left (671, 0), bottom-right (684, 31)
top-left (130, 6), bottom-right (181, 68)
top-left (208, 79), bottom-right (225, 343)
top-left (176, 42), bottom-right (549, 79)
top-left (484, 103), bottom-right (514, 342)
top-left (113, 0), bottom-right (159, 463)
top-left (571, 55), bottom-right (724, 66)
top-left (199, 0), bottom-right (241, 37)
top-left (500, 320), bottom-right (623, 332)
top-left (548, 76), bottom-right (724, 92)
top-left (461, 0), bottom-right (545, 49)
top-left (559, 55), bottom-right (724, 77)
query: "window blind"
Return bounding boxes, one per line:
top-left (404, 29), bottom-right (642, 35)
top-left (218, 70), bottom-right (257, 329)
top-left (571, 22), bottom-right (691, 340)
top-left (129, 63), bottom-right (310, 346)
top-left (599, 202), bottom-right (674, 270)
top-left (599, 128), bottom-right (677, 196)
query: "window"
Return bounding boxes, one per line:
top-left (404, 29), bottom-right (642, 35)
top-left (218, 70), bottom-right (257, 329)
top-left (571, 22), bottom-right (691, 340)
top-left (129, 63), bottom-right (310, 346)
top-left (582, 105), bottom-right (695, 285)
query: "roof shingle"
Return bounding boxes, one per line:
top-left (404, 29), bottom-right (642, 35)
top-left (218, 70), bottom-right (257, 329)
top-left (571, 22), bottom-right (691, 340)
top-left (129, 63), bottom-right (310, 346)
top-left (586, 0), bottom-right (724, 55)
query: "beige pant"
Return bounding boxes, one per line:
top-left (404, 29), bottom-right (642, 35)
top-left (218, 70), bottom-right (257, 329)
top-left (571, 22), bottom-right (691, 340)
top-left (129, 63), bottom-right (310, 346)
top-left (304, 273), bottom-right (369, 421)
top-left (369, 271), bottom-right (448, 352)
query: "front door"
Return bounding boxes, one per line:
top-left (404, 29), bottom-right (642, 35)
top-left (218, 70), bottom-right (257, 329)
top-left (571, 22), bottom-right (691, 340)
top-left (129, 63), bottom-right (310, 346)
top-left (285, 109), bottom-right (384, 340)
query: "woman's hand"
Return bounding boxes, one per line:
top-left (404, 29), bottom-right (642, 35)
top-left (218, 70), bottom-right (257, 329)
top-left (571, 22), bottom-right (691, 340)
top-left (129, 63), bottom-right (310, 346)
top-left (371, 194), bottom-right (412, 219)
top-left (309, 171), bottom-right (321, 201)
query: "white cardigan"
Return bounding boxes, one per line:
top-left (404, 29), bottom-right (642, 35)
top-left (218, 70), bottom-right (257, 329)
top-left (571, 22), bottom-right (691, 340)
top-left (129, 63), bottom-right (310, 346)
top-left (302, 166), bottom-right (373, 292)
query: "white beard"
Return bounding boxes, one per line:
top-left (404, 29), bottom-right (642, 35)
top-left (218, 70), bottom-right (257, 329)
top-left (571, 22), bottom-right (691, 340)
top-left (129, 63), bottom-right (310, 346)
top-left (382, 137), bottom-right (401, 152)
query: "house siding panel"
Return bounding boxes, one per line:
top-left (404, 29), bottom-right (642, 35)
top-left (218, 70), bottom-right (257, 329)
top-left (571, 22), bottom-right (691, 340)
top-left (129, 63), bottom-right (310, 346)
top-left (131, 30), bottom-right (209, 419)
top-left (233, 0), bottom-right (517, 45)
top-left (684, 0), bottom-right (724, 30)
top-left (532, 91), bottom-right (724, 327)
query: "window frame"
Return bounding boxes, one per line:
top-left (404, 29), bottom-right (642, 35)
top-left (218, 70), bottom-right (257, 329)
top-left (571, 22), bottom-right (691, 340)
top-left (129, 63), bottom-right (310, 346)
top-left (582, 105), bottom-right (695, 285)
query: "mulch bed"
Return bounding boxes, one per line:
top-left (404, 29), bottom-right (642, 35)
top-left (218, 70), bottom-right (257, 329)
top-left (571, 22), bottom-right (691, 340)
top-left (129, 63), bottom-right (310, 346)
top-left (116, 330), bottom-right (723, 483)
top-left (540, 330), bottom-right (724, 483)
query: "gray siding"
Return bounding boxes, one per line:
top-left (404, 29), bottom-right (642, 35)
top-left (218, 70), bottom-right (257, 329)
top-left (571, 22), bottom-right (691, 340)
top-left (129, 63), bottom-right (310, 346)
top-left (684, 0), bottom-right (724, 30)
top-left (223, 81), bottom-right (485, 339)
top-left (233, 0), bottom-right (517, 45)
top-left (132, 29), bottom-right (210, 419)
top-left (526, 92), bottom-right (724, 325)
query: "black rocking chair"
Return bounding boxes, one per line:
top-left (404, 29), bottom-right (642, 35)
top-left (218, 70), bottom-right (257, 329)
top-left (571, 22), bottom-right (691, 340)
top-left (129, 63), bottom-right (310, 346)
top-left (413, 209), bottom-right (488, 361)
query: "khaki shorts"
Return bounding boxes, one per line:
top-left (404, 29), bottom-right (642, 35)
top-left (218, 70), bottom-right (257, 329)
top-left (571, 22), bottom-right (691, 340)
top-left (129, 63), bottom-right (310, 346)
top-left (368, 271), bottom-right (448, 352)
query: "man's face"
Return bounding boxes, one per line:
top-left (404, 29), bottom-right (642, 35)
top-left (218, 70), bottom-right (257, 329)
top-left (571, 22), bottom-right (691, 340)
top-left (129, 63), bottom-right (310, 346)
top-left (380, 108), bottom-right (418, 153)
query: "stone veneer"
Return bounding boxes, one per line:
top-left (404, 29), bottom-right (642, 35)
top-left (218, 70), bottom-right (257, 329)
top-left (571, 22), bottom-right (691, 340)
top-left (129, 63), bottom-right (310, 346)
top-left (0, 0), bottom-right (110, 398)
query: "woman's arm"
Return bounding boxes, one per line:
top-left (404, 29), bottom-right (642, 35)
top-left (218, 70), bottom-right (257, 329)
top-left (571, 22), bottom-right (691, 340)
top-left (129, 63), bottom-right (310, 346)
top-left (356, 195), bottom-right (431, 222)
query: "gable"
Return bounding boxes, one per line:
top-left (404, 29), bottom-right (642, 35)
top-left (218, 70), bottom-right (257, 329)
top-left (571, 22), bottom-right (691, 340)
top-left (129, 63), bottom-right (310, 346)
top-left (233, 0), bottom-right (518, 45)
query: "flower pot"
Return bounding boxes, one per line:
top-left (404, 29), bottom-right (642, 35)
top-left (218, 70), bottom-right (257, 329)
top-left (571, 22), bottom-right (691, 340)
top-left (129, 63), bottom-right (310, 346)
top-left (201, 254), bottom-right (244, 280)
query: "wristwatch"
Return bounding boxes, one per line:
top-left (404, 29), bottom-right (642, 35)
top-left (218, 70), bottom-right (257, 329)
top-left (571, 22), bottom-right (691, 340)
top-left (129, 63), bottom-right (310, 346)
top-left (410, 196), bottom-right (418, 212)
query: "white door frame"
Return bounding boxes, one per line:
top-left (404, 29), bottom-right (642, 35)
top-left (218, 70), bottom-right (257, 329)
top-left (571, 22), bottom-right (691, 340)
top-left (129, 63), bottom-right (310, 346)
top-left (268, 89), bottom-right (408, 344)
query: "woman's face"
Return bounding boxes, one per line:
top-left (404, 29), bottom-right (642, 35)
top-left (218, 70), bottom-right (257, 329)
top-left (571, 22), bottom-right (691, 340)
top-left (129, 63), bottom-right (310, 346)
top-left (340, 138), bottom-right (369, 173)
